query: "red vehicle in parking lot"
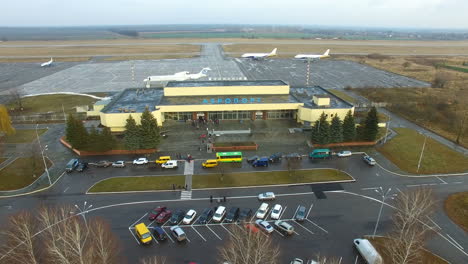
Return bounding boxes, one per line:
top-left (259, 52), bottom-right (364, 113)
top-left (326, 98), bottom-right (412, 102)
top-left (156, 210), bottom-right (172, 224)
top-left (149, 206), bottom-right (167, 221)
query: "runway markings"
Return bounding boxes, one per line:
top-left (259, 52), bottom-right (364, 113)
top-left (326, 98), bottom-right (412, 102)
top-left (427, 217), bottom-right (441, 230)
top-left (361, 187), bottom-right (380, 190)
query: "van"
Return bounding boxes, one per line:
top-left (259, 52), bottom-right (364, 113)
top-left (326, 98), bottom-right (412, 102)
top-left (252, 157), bottom-right (269, 167)
top-left (212, 206), bottom-right (226, 222)
top-left (65, 159), bottom-right (79, 172)
top-left (202, 159), bottom-right (218, 168)
top-left (156, 156), bottom-right (171, 164)
top-left (153, 226), bottom-right (167, 241)
top-left (309, 149), bottom-right (331, 159)
top-left (161, 160), bottom-right (178, 169)
top-left (353, 239), bottom-right (383, 264)
top-left (135, 223), bottom-right (152, 244)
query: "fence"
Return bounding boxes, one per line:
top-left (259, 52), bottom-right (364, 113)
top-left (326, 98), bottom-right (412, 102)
top-left (10, 112), bottom-right (87, 123)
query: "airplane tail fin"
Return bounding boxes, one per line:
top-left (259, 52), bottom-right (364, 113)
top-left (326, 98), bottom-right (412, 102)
top-left (269, 48), bottom-right (277, 56)
top-left (200, 67), bottom-right (211, 75)
top-left (323, 49), bottom-right (330, 56)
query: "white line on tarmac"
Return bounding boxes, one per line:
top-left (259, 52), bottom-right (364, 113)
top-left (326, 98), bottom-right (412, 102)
top-left (149, 232), bottom-right (159, 244)
top-left (427, 217), bottom-right (441, 230)
top-left (452, 181), bottom-right (463, 184)
top-left (191, 226), bottom-right (207, 242)
top-left (446, 234), bottom-right (464, 250)
top-left (129, 213), bottom-right (148, 228)
top-left (274, 228), bottom-right (284, 237)
top-left (293, 205), bottom-right (300, 220)
top-left (128, 228), bottom-right (140, 245)
top-left (63, 187), bottom-right (69, 193)
top-left (361, 187), bottom-right (380, 190)
top-left (293, 221), bottom-right (314, 235)
top-left (148, 219), bottom-right (157, 227)
top-left (221, 223), bottom-right (234, 237)
top-left (206, 225), bottom-right (222, 240)
top-left (161, 227), bottom-right (174, 243)
top-left (406, 184), bottom-right (421, 187)
top-left (279, 206), bottom-right (287, 219)
top-left (354, 255), bottom-right (359, 264)
top-left (306, 204), bottom-right (314, 219)
top-left (305, 219), bottom-right (328, 234)
top-left (436, 176), bottom-right (448, 184)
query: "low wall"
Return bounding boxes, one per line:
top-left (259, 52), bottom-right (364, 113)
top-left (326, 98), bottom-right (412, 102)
top-left (60, 137), bottom-right (156, 156)
top-left (212, 144), bottom-right (258, 151)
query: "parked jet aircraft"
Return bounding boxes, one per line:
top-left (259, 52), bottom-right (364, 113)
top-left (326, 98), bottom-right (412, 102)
top-left (294, 49), bottom-right (330, 60)
top-left (41, 58), bottom-right (54, 67)
top-left (241, 48), bottom-right (277, 59)
top-left (143, 68), bottom-right (211, 83)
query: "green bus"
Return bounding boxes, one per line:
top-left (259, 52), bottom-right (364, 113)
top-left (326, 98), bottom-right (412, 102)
top-left (216, 152), bottom-right (243, 163)
top-left (309, 149), bottom-right (331, 159)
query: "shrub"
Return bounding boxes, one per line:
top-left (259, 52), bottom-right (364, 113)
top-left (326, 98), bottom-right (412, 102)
top-left (367, 53), bottom-right (390, 61)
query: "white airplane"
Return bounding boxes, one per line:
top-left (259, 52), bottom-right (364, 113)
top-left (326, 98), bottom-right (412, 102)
top-left (41, 58), bottom-right (54, 67)
top-left (241, 48), bottom-right (277, 59)
top-left (294, 49), bottom-right (330, 60)
top-left (143, 67), bottom-right (211, 82)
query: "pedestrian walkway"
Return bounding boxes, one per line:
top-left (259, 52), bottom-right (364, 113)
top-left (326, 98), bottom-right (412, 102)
top-left (184, 161), bottom-right (194, 192)
top-left (180, 190), bottom-right (192, 200)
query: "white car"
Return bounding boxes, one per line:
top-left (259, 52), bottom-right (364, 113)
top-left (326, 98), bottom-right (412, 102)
top-left (256, 203), bottom-right (269, 219)
top-left (133, 158), bottom-right (148, 165)
top-left (111, 161), bottom-right (126, 168)
top-left (337, 150), bottom-right (352, 157)
top-left (183, 209), bottom-right (197, 224)
top-left (161, 160), bottom-right (178, 169)
top-left (290, 258), bottom-right (304, 264)
top-left (212, 206), bottom-right (226, 222)
top-left (255, 219), bottom-right (274, 234)
top-left (270, 204), bottom-right (283, 220)
top-left (258, 192), bottom-right (275, 201)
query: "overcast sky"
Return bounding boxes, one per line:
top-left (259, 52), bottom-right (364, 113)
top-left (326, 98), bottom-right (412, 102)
top-left (1, 0), bottom-right (467, 29)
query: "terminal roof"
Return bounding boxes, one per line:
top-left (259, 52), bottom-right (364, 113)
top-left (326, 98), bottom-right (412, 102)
top-left (166, 80), bottom-right (288, 87)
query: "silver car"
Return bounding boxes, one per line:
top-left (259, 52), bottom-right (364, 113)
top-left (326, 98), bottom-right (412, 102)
top-left (112, 161), bottom-right (126, 168)
top-left (170, 226), bottom-right (186, 242)
top-left (255, 219), bottom-right (274, 233)
top-left (274, 220), bottom-right (294, 235)
top-left (258, 192), bottom-right (275, 201)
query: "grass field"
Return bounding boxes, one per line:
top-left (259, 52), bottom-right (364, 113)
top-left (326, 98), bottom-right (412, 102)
top-left (368, 237), bottom-right (449, 264)
top-left (327, 89), bottom-right (357, 104)
top-left (0, 44), bottom-right (200, 58)
top-left (102, 54), bottom-right (197, 61)
top-left (1, 129), bottom-right (47, 143)
top-left (444, 192), bottom-right (468, 232)
top-left (377, 128), bottom-right (468, 174)
top-left (7, 94), bottom-right (101, 114)
top-left (88, 169), bottom-right (352, 193)
top-left (0, 157), bottom-right (51, 191)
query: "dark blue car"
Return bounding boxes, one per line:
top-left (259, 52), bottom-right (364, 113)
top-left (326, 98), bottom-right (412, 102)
top-left (252, 157), bottom-right (269, 167)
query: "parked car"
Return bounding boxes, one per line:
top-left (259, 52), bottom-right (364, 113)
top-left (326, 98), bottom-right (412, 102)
top-left (65, 159), bottom-right (79, 172)
top-left (212, 206), bottom-right (226, 222)
top-left (247, 155), bottom-right (259, 163)
top-left (156, 156), bottom-right (171, 164)
top-left (170, 226), bottom-right (187, 242)
top-left (169, 209), bottom-right (186, 225)
top-left (202, 159), bottom-right (218, 168)
top-left (290, 258), bottom-right (304, 264)
top-left (161, 160), bottom-right (178, 169)
top-left (256, 203), bottom-right (269, 219)
top-left (274, 220), bottom-right (295, 235)
top-left (183, 209), bottom-right (197, 224)
top-left (225, 207), bottom-right (240, 223)
top-left (270, 204), bottom-right (283, 220)
top-left (285, 153), bottom-right (302, 160)
top-left (76, 162), bottom-right (88, 172)
top-left (237, 208), bottom-right (253, 223)
top-left (155, 210), bottom-right (172, 224)
top-left (153, 226), bottom-right (167, 241)
top-left (135, 223), bottom-right (152, 244)
top-left (112, 161), bottom-right (126, 168)
top-left (258, 192), bottom-right (275, 201)
top-left (133, 158), bottom-right (149, 165)
top-left (252, 157), bottom-right (269, 167)
top-left (149, 206), bottom-right (167, 221)
top-left (244, 223), bottom-right (260, 233)
top-left (269, 153), bottom-right (282, 163)
top-left (255, 219), bottom-right (274, 233)
top-left (94, 160), bottom-right (111, 168)
top-left (337, 150), bottom-right (352, 157)
top-left (198, 208), bottom-right (214, 224)
top-left (363, 155), bottom-right (376, 166)
top-left (294, 205), bottom-right (307, 222)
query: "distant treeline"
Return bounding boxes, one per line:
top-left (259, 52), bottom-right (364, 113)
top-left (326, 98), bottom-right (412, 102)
top-left (108, 28), bottom-right (139, 37)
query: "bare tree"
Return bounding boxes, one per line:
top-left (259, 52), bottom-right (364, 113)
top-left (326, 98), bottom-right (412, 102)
top-left (9, 88), bottom-right (24, 111)
top-left (89, 217), bottom-right (122, 264)
top-left (284, 156), bottom-right (301, 179)
top-left (139, 256), bottom-right (168, 264)
top-left (386, 188), bottom-right (437, 264)
top-left (218, 225), bottom-right (280, 264)
top-left (314, 254), bottom-right (342, 264)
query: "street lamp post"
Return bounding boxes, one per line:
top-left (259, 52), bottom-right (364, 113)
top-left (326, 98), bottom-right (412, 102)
top-left (384, 119), bottom-right (391, 144)
top-left (36, 124), bottom-right (51, 185)
top-left (373, 187), bottom-right (397, 238)
top-left (417, 133), bottom-right (427, 173)
top-left (73, 201), bottom-right (93, 226)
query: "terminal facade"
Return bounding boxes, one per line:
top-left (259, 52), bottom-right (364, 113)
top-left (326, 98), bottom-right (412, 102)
top-left (88, 80), bottom-right (354, 132)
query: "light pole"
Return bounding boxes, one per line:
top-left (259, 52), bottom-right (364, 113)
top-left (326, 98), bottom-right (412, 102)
top-left (384, 118), bottom-right (391, 144)
top-left (417, 133), bottom-right (427, 173)
top-left (373, 187), bottom-right (397, 237)
top-left (36, 124), bottom-right (51, 185)
top-left (72, 201), bottom-right (93, 226)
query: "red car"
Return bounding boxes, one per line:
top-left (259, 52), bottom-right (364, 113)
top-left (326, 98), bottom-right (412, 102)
top-left (149, 206), bottom-right (167, 221)
top-left (155, 210), bottom-right (172, 224)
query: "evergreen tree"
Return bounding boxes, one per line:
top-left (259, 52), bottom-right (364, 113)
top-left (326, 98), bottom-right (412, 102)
top-left (316, 112), bottom-right (330, 145)
top-left (124, 115), bottom-right (140, 151)
top-left (86, 125), bottom-right (100, 151)
top-left (65, 113), bottom-right (77, 144)
top-left (363, 107), bottom-right (379, 141)
top-left (342, 110), bottom-right (356, 142)
top-left (356, 120), bottom-right (366, 141)
top-left (139, 108), bottom-right (160, 149)
top-left (311, 120), bottom-right (320, 143)
top-left (73, 117), bottom-right (88, 149)
top-left (100, 127), bottom-right (116, 151)
top-left (329, 115), bottom-right (343, 143)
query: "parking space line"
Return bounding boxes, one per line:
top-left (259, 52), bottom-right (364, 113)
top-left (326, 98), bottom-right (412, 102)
top-left (427, 217), bottom-right (441, 230)
top-left (149, 232), bottom-right (159, 244)
top-left (221, 223), bottom-right (234, 237)
top-left (446, 234), bottom-right (464, 250)
top-left (185, 234), bottom-right (191, 243)
top-left (206, 225), bottom-right (222, 240)
top-left (162, 227), bottom-right (175, 243)
top-left (191, 226), bottom-right (207, 242)
top-left (279, 206), bottom-right (287, 219)
top-left (306, 204), bottom-right (314, 219)
top-left (128, 228), bottom-right (140, 245)
top-left (293, 221), bottom-right (314, 235)
top-left (354, 255), bottom-right (359, 264)
top-left (361, 187), bottom-right (379, 190)
top-left (129, 213), bottom-right (148, 228)
top-left (292, 205), bottom-right (300, 220)
top-left (305, 219), bottom-right (328, 234)
top-left (273, 229), bottom-right (284, 237)
top-left (147, 219), bottom-right (157, 227)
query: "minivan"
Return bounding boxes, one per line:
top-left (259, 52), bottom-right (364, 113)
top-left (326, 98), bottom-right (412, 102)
top-left (135, 223), bottom-right (152, 244)
top-left (156, 156), bottom-right (171, 164)
top-left (202, 159), bottom-right (218, 168)
top-left (161, 160), bottom-right (178, 169)
top-left (252, 157), bottom-right (269, 167)
top-left (65, 159), bottom-right (79, 172)
top-left (213, 206), bottom-right (226, 222)
top-left (153, 226), bottom-right (167, 241)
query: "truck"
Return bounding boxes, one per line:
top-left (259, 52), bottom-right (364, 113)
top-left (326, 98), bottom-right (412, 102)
top-left (353, 238), bottom-right (383, 264)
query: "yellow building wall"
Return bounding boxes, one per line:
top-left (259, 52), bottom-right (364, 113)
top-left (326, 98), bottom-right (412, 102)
top-left (164, 85), bottom-right (289, 96)
top-left (297, 106), bottom-right (354, 124)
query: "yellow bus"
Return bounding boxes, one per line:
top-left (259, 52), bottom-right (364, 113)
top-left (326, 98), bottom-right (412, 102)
top-left (216, 152), bottom-right (243, 163)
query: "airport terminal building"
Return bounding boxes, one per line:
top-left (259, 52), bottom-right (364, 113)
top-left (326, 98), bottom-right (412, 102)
top-left (89, 80), bottom-right (354, 132)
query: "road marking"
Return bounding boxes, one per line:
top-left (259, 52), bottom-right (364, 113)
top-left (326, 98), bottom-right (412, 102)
top-left (129, 213), bottom-right (148, 228)
top-left (148, 219), bottom-right (157, 227)
top-left (354, 255), bottom-right (359, 264)
top-left (452, 181), bottom-right (463, 184)
top-left (128, 228), bottom-right (140, 245)
top-left (305, 219), bottom-right (328, 234)
top-left (279, 206), bottom-right (287, 219)
top-left (149, 232), bottom-right (159, 245)
top-left (180, 190), bottom-right (192, 200)
top-left (191, 226), bottom-right (207, 242)
top-left (221, 223), bottom-right (234, 237)
top-left (63, 187), bottom-right (70, 193)
top-left (206, 225), bottom-right (222, 240)
top-left (376, 173), bottom-right (380, 177)
top-left (446, 234), bottom-right (464, 250)
top-left (293, 221), bottom-right (315, 235)
top-left (406, 184), bottom-right (421, 187)
top-left (273, 228), bottom-right (284, 237)
top-left (436, 176), bottom-right (448, 184)
top-left (427, 217), bottom-right (441, 230)
top-left (293, 205), bottom-right (300, 220)
top-left (161, 227), bottom-right (174, 243)
top-left (361, 187), bottom-right (380, 190)
top-left (306, 204), bottom-right (314, 219)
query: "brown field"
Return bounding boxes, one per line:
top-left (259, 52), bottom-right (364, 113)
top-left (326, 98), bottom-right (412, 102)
top-left (0, 57), bottom-right (90, 63)
top-left (0, 44), bottom-right (200, 57)
top-left (102, 54), bottom-right (197, 61)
